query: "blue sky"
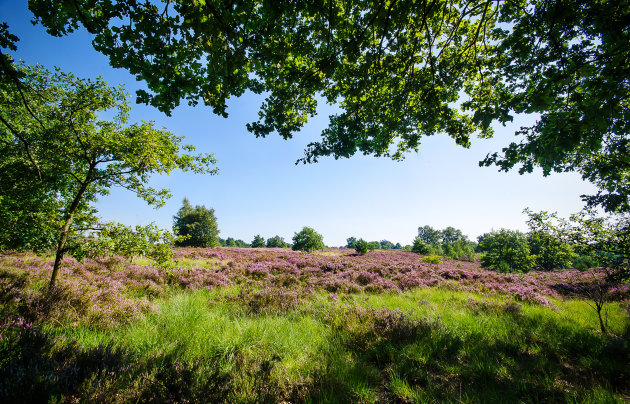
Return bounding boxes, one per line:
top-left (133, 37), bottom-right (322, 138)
top-left (1, 1), bottom-right (596, 246)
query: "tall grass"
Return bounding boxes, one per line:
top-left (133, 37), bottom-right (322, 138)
top-left (34, 287), bottom-right (628, 403)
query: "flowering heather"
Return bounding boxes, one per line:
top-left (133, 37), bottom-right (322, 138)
top-left (1, 249), bottom-right (629, 402)
top-left (2, 248), bottom-right (628, 321)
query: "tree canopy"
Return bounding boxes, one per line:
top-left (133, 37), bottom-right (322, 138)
top-left (26, 0), bottom-right (630, 213)
top-left (0, 63), bottom-right (217, 287)
top-left (173, 198), bottom-right (221, 247)
top-left (292, 227), bottom-right (325, 252)
top-left (251, 234), bottom-right (266, 248)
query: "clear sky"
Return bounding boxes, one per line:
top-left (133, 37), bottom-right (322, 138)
top-left (1, 1), bottom-right (596, 247)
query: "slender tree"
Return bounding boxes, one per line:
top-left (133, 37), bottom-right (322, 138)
top-left (0, 64), bottom-right (217, 288)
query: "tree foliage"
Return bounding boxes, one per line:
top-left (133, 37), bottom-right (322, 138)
top-left (27, 0), bottom-right (630, 213)
top-left (0, 63), bottom-right (217, 287)
top-left (75, 222), bottom-right (177, 269)
top-left (292, 227), bottom-right (325, 253)
top-left (526, 209), bottom-right (630, 281)
top-left (411, 238), bottom-right (433, 255)
top-left (354, 238), bottom-right (377, 255)
top-left (525, 210), bottom-right (576, 271)
top-left (251, 234), bottom-right (265, 248)
top-left (173, 198), bottom-right (220, 248)
top-left (478, 229), bottom-right (536, 273)
top-left (266, 235), bottom-right (289, 248)
top-left (417, 226), bottom-right (442, 246)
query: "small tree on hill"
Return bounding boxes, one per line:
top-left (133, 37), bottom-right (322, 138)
top-left (251, 235), bottom-right (265, 248)
top-left (417, 226), bottom-right (442, 245)
top-left (354, 239), bottom-right (376, 255)
top-left (173, 198), bottom-right (220, 247)
top-left (292, 227), bottom-right (324, 252)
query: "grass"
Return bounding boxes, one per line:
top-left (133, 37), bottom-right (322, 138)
top-left (29, 287), bottom-right (628, 403)
top-left (1, 249), bottom-right (629, 402)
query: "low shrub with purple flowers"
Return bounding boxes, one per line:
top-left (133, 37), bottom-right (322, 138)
top-left (0, 248), bottom-right (629, 402)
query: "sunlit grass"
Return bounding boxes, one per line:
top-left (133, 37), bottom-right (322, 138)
top-left (46, 286), bottom-right (629, 403)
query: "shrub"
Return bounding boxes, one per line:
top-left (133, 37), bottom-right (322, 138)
top-left (572, 254), bottom-right (599, 270)
top-left (354, 239), bottom-right (375, 255)
top-left (251, 235), bottom-right (265, 248)
top-left (478, 229), bottom-right (535, 272)
top-left (420, 255), bottom-right (443, 265)
top-left (266, 235), bottom-right (288, 248)
top-left (291, 227), bottom-right (325, 252)
top-left (75, 222), bottom-right (176, 270)
top-left (411, 238), bottom-right (433, 255)
top-left (528, 231), bottom-right (576, 270)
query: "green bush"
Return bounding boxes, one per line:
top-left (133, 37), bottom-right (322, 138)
top-left (292, 227), bottom-right (325, 252)
top-left (528, 232), bottom-right (576, 270)
top-left (411, 238), bottom-right (433, 255)
top-left (266, 235), bottom-right (289, 248)
top-left (173, 198), bottom-right (220, 247)
top-left (251, 235), bottom-right (265, 248)
top-left (572, 254), bottom-right (599, 270)
top-left (354, 239), bottom-right (376, 255)
top-left (420, 255), bottom-right (443, 264)
top-left (478, 229), bottom-right (535, 272)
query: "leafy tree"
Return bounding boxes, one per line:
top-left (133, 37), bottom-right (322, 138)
top-left (417, 226), bottom-right (442, 245)
top-left (411, 238), bottom-right (433, 255)
top-left (266, 235), bottom-right (288, 248)
top-left (235, 239), bottom-right (250, 248)
top-left (368, 241), bottom-right (380, 251)
top-left (354, 238), bottom-right (377, 255)
top-left (292, 227), bottom-right (324, 253)
top-left (478, 229), bottom-right (536, 273)
top-left (75, 222), bottom-right (176, 269)
top-left (346, 237), bottom-right (357, 249)
top-left (354, 239), bottom-right (369, 255)
top-left (526, 209), bottom-right (630, 281)
top-left (394, 243), bottom-right (402, 250)
top-left (0, 64), bottom-right (216, 288)
top-left (441, 226), bottom-right (467, 244)
top-left (29, 0), bottom-right (630, 212)
top-left (525, 210), bottom-right (576, 270)
top-left (173, 198), bottom-right (220, 248)
top-left (251, 235), bottom-right (265, 248)
top-left (379, 240), bottom-right (395, 250)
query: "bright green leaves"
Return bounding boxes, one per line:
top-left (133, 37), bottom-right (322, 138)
top-left (28, 0), bottom-right (498, 164)
top-left (0, 63), bottom-right (217, 256)
top-left (26, 0), bottom-right (630, 213)
top-left (476, 0), bottom-right (630, 213)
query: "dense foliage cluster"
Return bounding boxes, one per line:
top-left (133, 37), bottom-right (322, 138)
top-left (173, 199), bottom-right (220, 248)
top-left (478, 229), bottom-right (537, 273)
top-left (412, 225), bottom-right (476, 261)
top-left (25, 0), bottom-right (630, 213)
top-left (0, 64), bottom-right (216, 287)
top-left (292, 227), bottom-right (325, 252)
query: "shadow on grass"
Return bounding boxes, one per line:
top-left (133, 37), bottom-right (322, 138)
top-left (0, 317), bottom-right (231, 403)
top-left (307, 306), bottom-right (630, 403)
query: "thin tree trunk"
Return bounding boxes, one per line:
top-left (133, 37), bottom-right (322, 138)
top-left (49, 163), bottom-right (95, 289)
top-left (597, 303), bottom-right (607, 334)
top-left (49, 215), bottom-right (74, 288)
